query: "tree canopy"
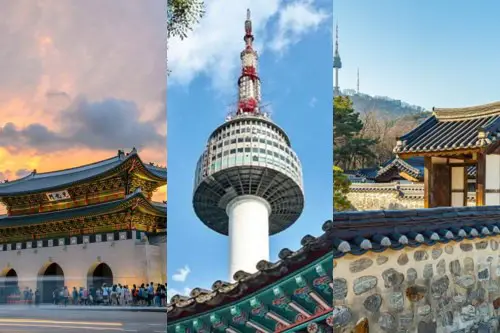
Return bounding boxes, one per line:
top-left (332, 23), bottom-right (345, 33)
top-left (334, 95), bottom-right (377, 170)
top-left (334, 166), bottom-right (351, 212)
top-left (167, 0), bottom-right (205, 40)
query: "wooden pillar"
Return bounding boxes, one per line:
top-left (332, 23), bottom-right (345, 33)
top-left (476, 152), bottom-right (485, 206)
top-left (424, 156), bottom-right (432, 208)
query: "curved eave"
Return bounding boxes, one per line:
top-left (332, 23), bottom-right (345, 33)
top-left (0, 152), bottom-right (166, 197)
top-left (0, 190), bottom-right (163, 228)
top-left (167, 220), bottom-right (333, 323)
top-left (333, 206), bottom-right (500, 259)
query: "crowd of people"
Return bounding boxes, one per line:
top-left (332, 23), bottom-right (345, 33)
top-left (7, 282), bottom-right (167, 307)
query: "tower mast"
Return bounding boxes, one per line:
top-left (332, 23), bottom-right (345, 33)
top-left (237, 9), bottom-right (261, 115)
top-left (333, 21), bottom-right (342, 96)
top-left (357, 67), bottom-right (360, 94)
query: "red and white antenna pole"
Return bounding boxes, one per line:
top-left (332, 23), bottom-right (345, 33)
top-left (237, 9), bottom-right (262, 115)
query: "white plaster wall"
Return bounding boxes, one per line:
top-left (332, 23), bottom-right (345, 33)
top-left (486, 155), bottom-right (500, 206)
top-left (0, 238), bottom-right (165, 291)
top-left (451, 167), bottom-right (465, 207)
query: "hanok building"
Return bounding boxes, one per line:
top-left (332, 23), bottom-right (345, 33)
top-left (346, 157), bottom-right (476, 211)
top-left (394, 101), bottom-right (500, 208)
top-left (0, 148), bottom-right (166, 303)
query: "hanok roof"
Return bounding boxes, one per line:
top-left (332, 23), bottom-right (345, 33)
top-left (0, 188), bottom-right (166, 228)
top-left (333, 206), bottom-right (500, 257)
top-left (347, 157), bottom-right (476, 183)
top-left (346, 157), bottom-right (425, 182)
top-left (0, 148), bottom-right (167, 196)
top-left (394, 101), bottom-right (500, 156)
top-left (167, 219), bottom-right (333, 322)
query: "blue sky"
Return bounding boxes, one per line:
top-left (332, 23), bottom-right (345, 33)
top-left (167, 0), bottom-right (332, 297)
top-left (334, 0), bottom-right (500, 109)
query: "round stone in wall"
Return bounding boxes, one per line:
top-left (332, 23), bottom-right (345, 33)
top-left (464, 257), bottom-right (474, 274)
top-left (432, 247), bottom-right (443, 260)
top-left (445, 245), bottom-right (454, 255)
top-left (437, 259), bottom-right (446, 275)
top-left (491, 240), bottom-right (499, 251)
top-left (399, 312), bottom-right (414, 328)
top-left (423, 264), bottom-right (433, 279)
top-left (406, 285), bottom-right (427, 302)
top-left (382, 268), bottom-right (405, 288)
top-left (407, 268), bottom-right (418, 283)
top-left (414, 250), bottom-right (428, 262)
top-left (478, 266), bottom-right (490, 281)
top-left (418, 321), bottom-right (437, 333)
top-left (417, 304), bottom-right (431, 316)
top-left (455, 275), bottom-right (476, 289)
top-left (431, 276), bottom-right (449, 297)
top-left (349, 258), bottom-right (373, 274)
top-left (377, 255), bottom-right (389, 265)
top-left (363, 293), bottom-right (382, 313)
top-left (389, 291), bottom-right (404, 312)
top-left (378, 312), bottom-right (396, 332)
top-left (353, 276), bottom-right (378, 295)
top-left (461, 305), bottom-right (476, 321)
top-left (397, 253), bottom-right (409, 266)
top-left (331, 306), bottom-right (352, 327)
top-left (450, 260), bottom-right (461, 276)
top-left (460, 243), bottom-right (473, 252)
top-left (475, 240), bottom-right (488, 250)
top-left (332, 278), bottom-right (348, 300)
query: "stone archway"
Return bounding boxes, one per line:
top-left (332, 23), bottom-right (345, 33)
top-left (87, 263), bottom-right (113, 290)
top-left (0, 268), bottom-right (19, 304)
top-left (37, 263), bottom-right (64, 304)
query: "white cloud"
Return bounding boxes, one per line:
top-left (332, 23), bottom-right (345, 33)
top-left (172, 265), bottom-right (191, 282)
top-left (167, 286), bottom-right (192, 300)
top-left (168, 0), bottom-right (328, 91)
top-left (269, 0), bottom-right (329, 53)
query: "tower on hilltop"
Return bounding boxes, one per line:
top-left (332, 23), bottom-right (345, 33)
top-left (192, 9), bottom-right (305, 281)
top-left (333, 22), bottom-right (342, 96)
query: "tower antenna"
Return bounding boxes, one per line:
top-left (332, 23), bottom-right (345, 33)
top-left (357, 67), bottom-right (360, 94)
top-left (333, 21), bottom-right (342, 96)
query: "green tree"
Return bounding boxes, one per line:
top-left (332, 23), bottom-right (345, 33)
top-left (334, 166), bottom-right (351, 212)
top-left (167, 0), bottom-right (205, 40)
top-left (334, 96), bottom-right (377, 170)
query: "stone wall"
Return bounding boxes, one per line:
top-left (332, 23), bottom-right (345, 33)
top-left (347, 191), bottom-right (423, 211)
top-left (347, 183), bottom-right (475, 211)
top-left (333, 238), bottom-right (500, 332)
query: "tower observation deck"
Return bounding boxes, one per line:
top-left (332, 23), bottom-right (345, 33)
top-left (192, 9), bottom-right (304, 281)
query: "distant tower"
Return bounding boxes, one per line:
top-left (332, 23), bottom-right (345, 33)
top-left (193, 9), bottom-right (304, 281)
top-left (333, 22), bottom-right (342, 96)
top-left (357, 68), bottom-right (360, 94)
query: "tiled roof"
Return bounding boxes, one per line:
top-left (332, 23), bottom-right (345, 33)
top-left (394, 101), bottom-right (500, 155)
top-left (346, 157), bottom-right (424, 182)
top-left (0, 149), bottom-right (167, 196)
top-left (167, 219), bottom-right (333, 321)
top-left (333, 206), bottom-right (500, 257)
top-left (0, 189), bottom-right (166, 228)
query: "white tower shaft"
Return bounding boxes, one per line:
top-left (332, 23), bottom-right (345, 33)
top-left (227, 195), bottom-right (270, 281)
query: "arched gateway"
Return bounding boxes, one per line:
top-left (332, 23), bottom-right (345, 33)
top-left (37, 263), bottom-right (64, 303)
top-left (88, 263), bottom-right (113, 289)
top-left (0, 269), bottom-right (19, 304)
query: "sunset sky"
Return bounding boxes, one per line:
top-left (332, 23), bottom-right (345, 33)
top-left (0, 1), bottom-right (166, 213)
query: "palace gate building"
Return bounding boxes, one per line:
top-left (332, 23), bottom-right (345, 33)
top-left (0, 148), bottom-right (166, 302)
